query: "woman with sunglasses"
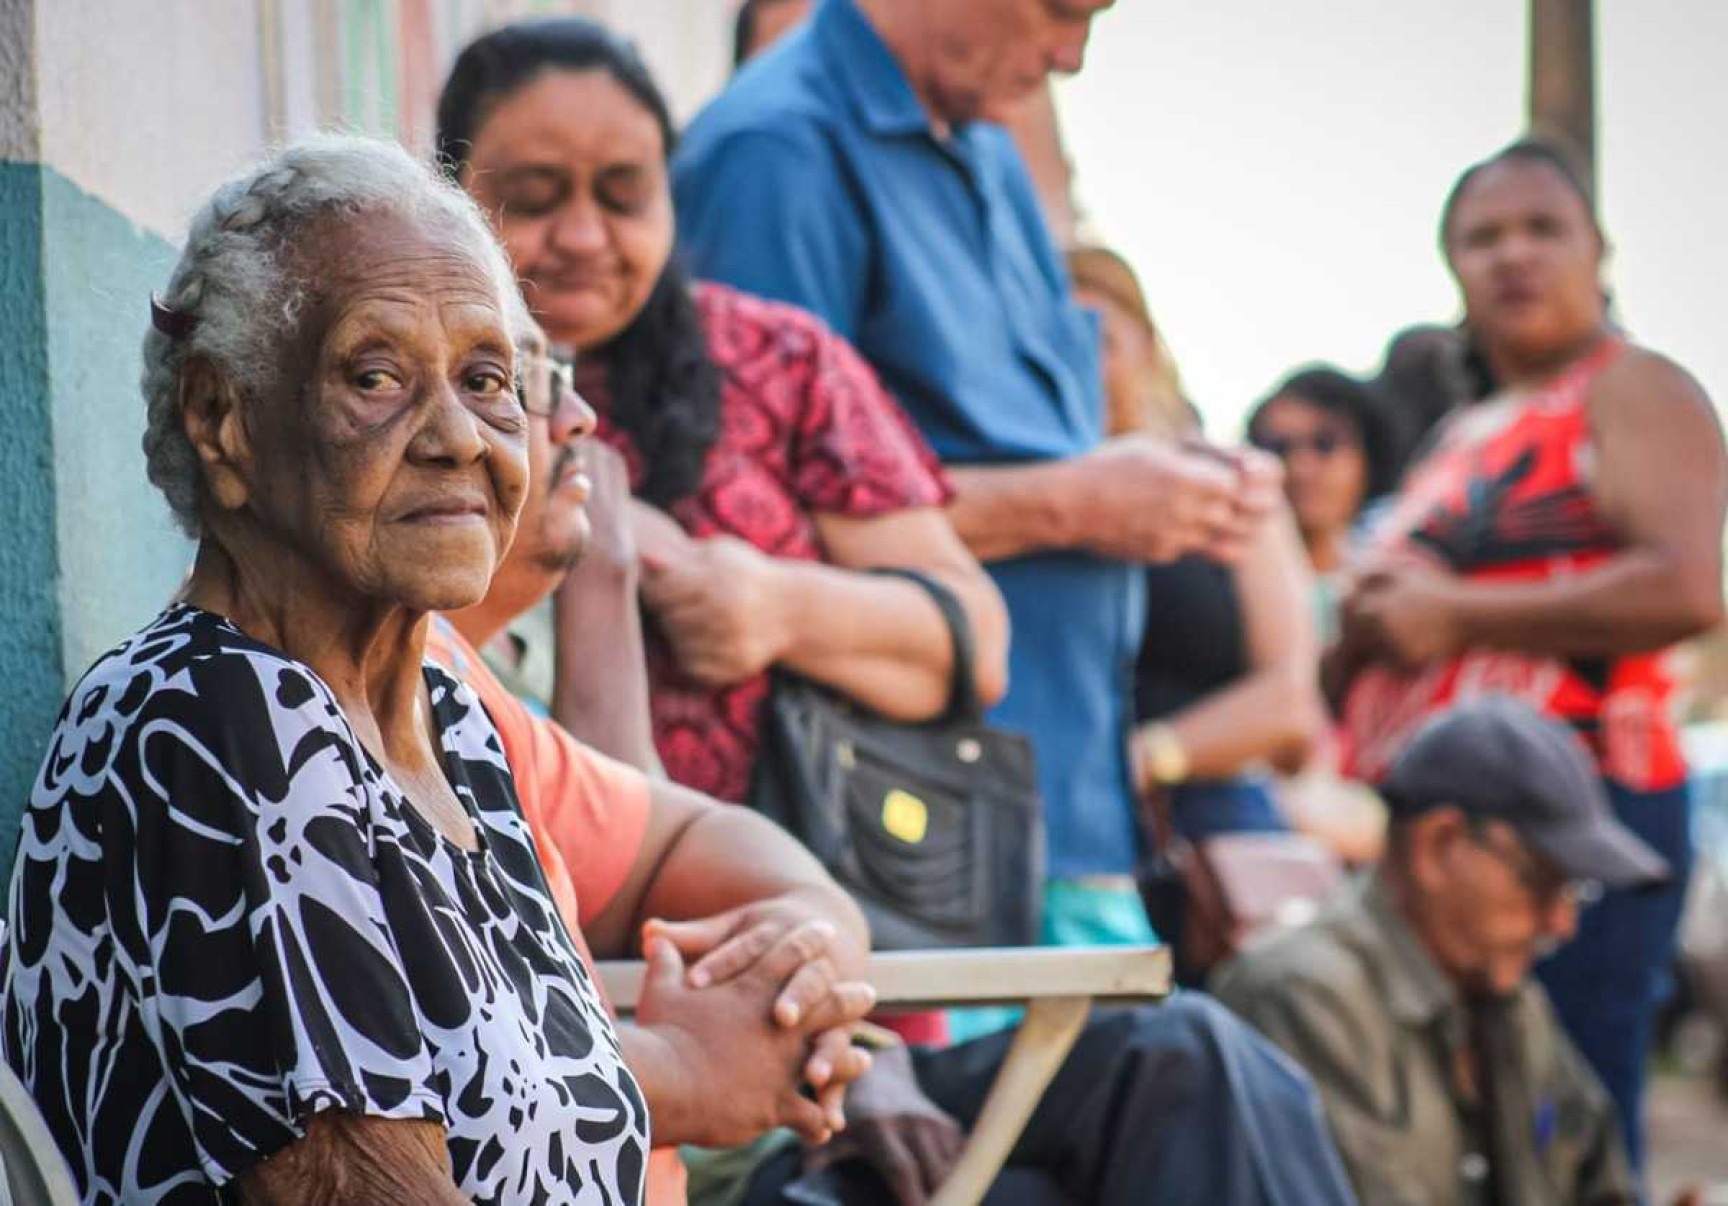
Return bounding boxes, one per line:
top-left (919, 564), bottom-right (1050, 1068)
top-left (1246, 367), bottom-right (1398, 642)
top-left (1332, 139), bottom-right (1728, 1172)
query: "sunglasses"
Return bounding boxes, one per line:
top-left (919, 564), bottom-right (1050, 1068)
top-left (515, 351), bottom-right (577, 418)
top-left (1250, 430), bottom-right (1355, 459)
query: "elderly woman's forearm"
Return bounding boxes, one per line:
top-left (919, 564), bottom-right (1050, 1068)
top-left (235, 1115), bottom-right (468, 1205)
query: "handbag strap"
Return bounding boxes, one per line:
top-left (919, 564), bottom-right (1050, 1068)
top-left (1136, 781), bottom-right (1181, 857)
top-left (870, 568), bottom-right (981, 723)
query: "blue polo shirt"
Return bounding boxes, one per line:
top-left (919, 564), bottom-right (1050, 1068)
top-left (672, 0), bottom-right (1144, 877)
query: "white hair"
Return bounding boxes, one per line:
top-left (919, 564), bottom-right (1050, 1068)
top-left (141, 132), bottom-right (518, 536)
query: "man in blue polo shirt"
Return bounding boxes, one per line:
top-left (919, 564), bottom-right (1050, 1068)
top-left (674, 0), bottom-right (1274, 955)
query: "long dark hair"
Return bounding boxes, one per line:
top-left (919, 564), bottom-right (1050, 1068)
top-left (1438, 138), bottom-right (1604, 402)
top-left (437, 18), bottom-right (721, 507)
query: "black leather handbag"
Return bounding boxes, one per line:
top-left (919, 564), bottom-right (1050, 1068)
top-left (748, 569), bottom-right (1045, 950)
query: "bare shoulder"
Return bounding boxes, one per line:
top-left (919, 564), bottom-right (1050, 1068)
top-left (1589, 344), bottom-right (1718, 427)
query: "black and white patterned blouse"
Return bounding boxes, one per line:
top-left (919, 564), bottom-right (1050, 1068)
top-left (1, 605), bottom-right (648, 1205)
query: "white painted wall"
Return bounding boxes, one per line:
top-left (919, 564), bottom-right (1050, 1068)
top-left (35, 0), bottom-right (267, 238)
top-left (0, 0), bottom-right (39, 161)
top-left (582, 0), bottom-right (733, 123)
top-left (22, 0), bottom-right (735, 241)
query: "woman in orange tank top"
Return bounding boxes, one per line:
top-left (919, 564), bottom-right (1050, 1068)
top-left (1331, 140), bottom-right (1728, 1172)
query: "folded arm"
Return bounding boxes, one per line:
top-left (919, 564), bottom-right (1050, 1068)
top-left (1449, 351), bottom-right (1725, 654)
top-left (636, 504), bottom-right (1008, 722)
top-left (790, 507), bottom-right (1008, 718)
top-left (1342, 351), bottom-right (1727, 669)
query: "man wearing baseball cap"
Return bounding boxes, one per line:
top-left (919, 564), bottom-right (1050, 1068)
top-left (1214, 696), bottom-right (1656, 1205)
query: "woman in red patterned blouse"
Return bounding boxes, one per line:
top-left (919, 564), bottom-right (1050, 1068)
top-left (437, 23), bottom-right (1008, 809)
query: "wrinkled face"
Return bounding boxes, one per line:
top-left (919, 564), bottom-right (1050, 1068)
top-left (1411, 814), bottom-right (1583, 999)
top-left (929, 0), bottom-right (1113, 124)
top-left (462, 69), bottom-right (673, 353)
top-left (1251, 395), bottom-right (1368, 541)
top-left (1076, 283), bottom-right (1160, 438)
top-left (503, 318), bottom-right (598, 587)
top-left (237, 207), bottom-right (528, 612)
top-left (1445, 159), bottom-right (1605, 363)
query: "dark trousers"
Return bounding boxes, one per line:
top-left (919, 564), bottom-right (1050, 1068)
top-left (745, 995), bottom-right (1357, 1205)
top-left (1537, 778), bottom-right (1694, 1172)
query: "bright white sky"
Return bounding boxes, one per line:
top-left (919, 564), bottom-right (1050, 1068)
top-left (1056, 0), bottom-right (1728, 441)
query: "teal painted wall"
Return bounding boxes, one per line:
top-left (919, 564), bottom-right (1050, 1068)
top-left (0, 160), bottom-right (64, 884)
top-left (0, 161), bottom-right (188, 884)
top-left (41, 168), bottom-right (187, 677)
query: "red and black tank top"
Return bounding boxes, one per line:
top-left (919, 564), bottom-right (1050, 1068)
top-left (1341, 339), bottom-right (1687, 791)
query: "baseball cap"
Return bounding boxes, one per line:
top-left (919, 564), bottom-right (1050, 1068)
top-left (1382, 696), bottom-right (1669, 890)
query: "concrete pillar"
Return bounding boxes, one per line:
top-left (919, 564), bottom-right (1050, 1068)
top-left (1529, 0), bottom-right (1596, 194)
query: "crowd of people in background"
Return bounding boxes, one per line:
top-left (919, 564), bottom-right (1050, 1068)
top-left (1, 1), bottom-right (1725, 1204)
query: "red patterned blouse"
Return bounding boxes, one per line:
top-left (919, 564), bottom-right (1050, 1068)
top-left (588, 282), bottom-right (953, 804)
top-left (1341, 339), bottom-right (1686, 791)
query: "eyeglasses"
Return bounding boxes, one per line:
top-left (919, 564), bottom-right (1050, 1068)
top-left (1250, 430), bottom-right (1354, 460)
top-left (515, 351), bottom-right (577, 418)
top-left (1469, 823), bottom-right (1602, 912)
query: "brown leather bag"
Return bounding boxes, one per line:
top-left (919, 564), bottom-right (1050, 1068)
top-left (1135, 786), bottom-right (1344, 982)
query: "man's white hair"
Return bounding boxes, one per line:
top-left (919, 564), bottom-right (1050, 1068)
top-left (141, 132), bottom-right (518, 536)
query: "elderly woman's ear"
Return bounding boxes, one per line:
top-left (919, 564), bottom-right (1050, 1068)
top-left (177, 354), bottom-right (253, 514)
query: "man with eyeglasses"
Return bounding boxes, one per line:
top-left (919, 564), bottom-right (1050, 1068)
top-left (1214, 696), bottom-right (1655, 1205)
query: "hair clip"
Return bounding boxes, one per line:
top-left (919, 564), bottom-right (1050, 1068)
top-left (150, 293), bottom-right (196, 341)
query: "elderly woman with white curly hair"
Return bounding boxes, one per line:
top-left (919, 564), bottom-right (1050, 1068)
top-left (0, 134), bottom-right (650, 1205)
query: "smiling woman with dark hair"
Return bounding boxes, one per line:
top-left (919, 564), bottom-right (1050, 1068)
top-left (0, 135), bottom-right (649, 1205)
top-left (437, 18), bottom-right (1007, 819)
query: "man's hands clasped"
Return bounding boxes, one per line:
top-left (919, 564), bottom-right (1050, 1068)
top-left (632, 904), bottom-right (876, 1149)
top-left (1068, 435), bottom-right (1282, 565)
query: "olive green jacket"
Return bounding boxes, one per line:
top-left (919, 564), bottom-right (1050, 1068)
top-left (1212, 873), bottom-right (1636, 1206)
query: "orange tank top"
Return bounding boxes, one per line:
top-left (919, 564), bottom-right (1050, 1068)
top-left (1341, 339), bottom-right (1687, 791)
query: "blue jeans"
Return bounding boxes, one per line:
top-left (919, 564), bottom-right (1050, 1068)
top-left (1169, 778), bottom-right (1287, 842)
top-left (1535, 778), bottom-right (1693, 1172)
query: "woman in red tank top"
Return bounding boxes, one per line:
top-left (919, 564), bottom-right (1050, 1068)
top-left (1331, 140), bottom-right (1727, 1171)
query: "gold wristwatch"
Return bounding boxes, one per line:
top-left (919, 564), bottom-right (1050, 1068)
top-left (1139, 722), bottom-right (1191, 787)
